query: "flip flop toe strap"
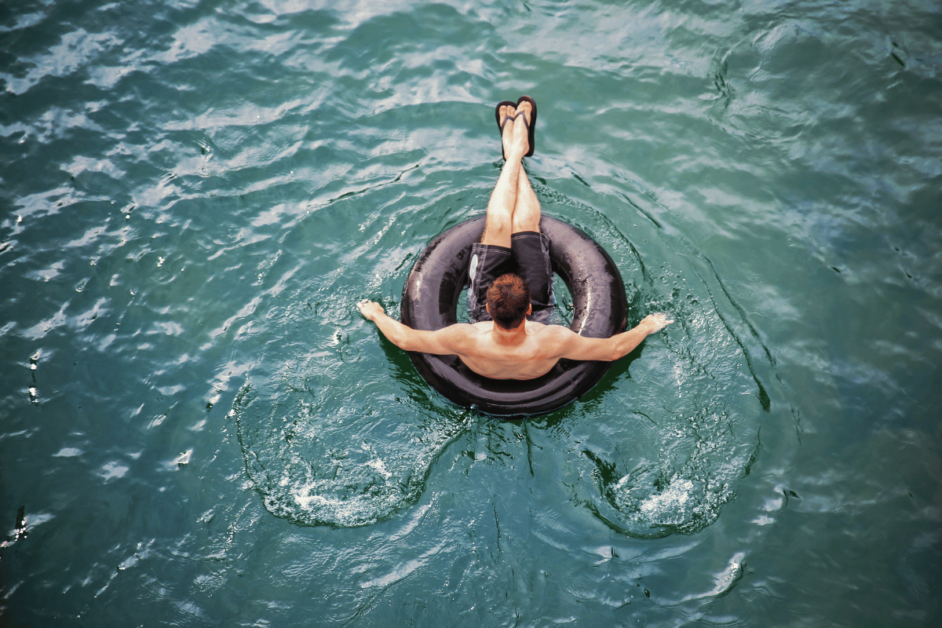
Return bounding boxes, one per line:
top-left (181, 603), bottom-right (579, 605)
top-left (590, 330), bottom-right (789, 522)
top-left (512, 111), bottom-right (530, 129)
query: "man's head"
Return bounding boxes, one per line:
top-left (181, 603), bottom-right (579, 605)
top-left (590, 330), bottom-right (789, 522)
top-left (486, 273), bottom-right (531, 330)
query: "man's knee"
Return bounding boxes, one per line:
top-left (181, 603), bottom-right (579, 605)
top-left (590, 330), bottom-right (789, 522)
top-left (511, 209), bottom-right (540, 234)
top-left (483, 214), bottom-right (513, 245)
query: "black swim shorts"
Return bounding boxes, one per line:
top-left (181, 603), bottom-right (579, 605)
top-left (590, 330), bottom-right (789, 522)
top-left (467, 231), bottom-right (556, 324)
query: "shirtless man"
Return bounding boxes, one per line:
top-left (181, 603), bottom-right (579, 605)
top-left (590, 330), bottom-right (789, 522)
top-left (358, 97), bottom-right (673, 380)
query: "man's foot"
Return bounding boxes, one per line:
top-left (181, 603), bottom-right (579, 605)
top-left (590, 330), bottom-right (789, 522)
top-left (495, 101), bottom-right (516, 160)
top-left (515, 96), bottom-right (537, 157)
top-left (505, 99), bottom-right (531, 161)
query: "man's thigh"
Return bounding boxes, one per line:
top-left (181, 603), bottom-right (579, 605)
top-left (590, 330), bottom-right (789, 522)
top-left (467, 243), bottom-right (513, 323)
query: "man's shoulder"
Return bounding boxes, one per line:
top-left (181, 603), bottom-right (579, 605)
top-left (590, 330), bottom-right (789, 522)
top-left (527, 322), bottom-right (576, 348)
top-left (442, 322), bottom-right (482, 336)
top-left (440, 322), bottom-right (488, 344)
top-left (528, 321), bottom-right (573, 337)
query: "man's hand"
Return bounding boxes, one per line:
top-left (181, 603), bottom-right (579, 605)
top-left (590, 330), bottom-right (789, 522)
top-left (640, 312), bottom-right (674, 334)
top-left (358, 299), bottom-right (385, 322)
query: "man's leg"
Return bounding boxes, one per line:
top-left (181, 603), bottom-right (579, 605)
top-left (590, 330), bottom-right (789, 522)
top-left (509, 100), bottom-right (540, 234)
top-left (504, 100), bottom-right (554, 321)
top-left (469, 103), bottom-right (531, 322)
top-left (481, 103), bottom-right (529, 247)
top-left (511, 162), bottom-right (541, 234)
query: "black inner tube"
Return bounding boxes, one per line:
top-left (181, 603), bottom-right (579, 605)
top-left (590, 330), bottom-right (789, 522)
top-left (401, 215), bottom-right (628, 416)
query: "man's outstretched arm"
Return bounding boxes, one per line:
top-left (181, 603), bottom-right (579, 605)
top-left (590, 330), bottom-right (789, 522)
top-left (358, 299), bottom-right (469, 355)
top-left (553, 313), bottom-right (674, 362)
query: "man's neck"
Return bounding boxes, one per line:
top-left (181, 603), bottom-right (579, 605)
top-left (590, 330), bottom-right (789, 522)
top-left (490, 320), bottom-right (527, 345)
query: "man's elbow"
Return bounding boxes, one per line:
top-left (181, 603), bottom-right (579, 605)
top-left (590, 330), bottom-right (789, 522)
top-left (379, 327), bottom-right (411, 351)
top-left (394, 333), bottom-right (417, 352)
top-left (606, 347), bottom-right (625, 362)
top-left (396, 332), bottom-right (431, 353)
top-left (610, 338), bottom-right (645, 361)
top-left (399, 338), bottom-right (420, 352)
top-left (607, 340), bottom-right (634, 362)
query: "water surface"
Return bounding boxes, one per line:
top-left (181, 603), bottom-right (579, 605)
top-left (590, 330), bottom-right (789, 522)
top-left (2, 0), bottom-right (940, 625)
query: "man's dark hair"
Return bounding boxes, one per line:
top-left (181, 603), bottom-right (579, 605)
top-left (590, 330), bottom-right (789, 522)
top-left (486, 273), bottom-right (530, 329)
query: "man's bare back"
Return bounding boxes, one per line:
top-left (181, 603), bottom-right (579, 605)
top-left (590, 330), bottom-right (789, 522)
top-left (456, 320), bottom-right (565, 379)
top-left (358, 97), bottom-right (673, 380)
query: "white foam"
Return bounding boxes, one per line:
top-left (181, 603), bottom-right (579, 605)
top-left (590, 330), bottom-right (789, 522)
top-left (639, 477), bottom-right (693, 515)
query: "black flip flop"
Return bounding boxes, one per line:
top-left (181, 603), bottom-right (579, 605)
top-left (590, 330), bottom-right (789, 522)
top-left (494, 100), bottom-right (516, 160)
top-left (515, 95), bottom-right (537, 157)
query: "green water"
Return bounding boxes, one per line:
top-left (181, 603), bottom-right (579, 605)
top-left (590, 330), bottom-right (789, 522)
top-left (1, 0), bottom-right (940, 625)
